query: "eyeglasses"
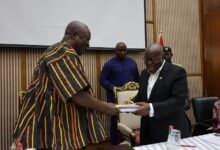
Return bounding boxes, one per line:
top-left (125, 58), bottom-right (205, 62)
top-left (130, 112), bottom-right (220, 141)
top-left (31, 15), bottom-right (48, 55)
top-left (144, 56), bottom-right (162, 63)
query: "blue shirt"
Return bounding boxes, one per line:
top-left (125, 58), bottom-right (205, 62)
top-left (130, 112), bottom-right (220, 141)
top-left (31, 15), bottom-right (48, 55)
top-left (100, 57), bottom-right (139, 103)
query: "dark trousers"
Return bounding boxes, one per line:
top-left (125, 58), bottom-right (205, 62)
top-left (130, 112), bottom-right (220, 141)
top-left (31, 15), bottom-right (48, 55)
top-left (110, 116), bottom-right (118, 145)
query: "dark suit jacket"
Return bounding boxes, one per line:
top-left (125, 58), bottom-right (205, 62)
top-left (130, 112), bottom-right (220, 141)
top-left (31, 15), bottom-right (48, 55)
top-left (133, 62), bottom-right (190, 145)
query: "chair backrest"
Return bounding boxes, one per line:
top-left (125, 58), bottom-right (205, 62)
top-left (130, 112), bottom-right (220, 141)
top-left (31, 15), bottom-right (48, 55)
top-left (192, 97), bottom-right (218, 123)
top-left (115, 82), bottom-right (140, 130)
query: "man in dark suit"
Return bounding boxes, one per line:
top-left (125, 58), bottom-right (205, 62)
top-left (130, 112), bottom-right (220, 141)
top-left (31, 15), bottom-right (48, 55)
top-left (133, 43), bottom-right (190, 145)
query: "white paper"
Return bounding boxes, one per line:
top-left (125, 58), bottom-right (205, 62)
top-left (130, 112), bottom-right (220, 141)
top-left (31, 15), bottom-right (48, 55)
top-left (199, 133), bottom-right (220, 146)
top-left (116, 104), bottom-right (141, 113)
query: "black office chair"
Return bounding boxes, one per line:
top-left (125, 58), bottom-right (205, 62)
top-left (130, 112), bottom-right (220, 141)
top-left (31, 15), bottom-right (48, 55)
top-left (192, 97), bottom-right (218, 136)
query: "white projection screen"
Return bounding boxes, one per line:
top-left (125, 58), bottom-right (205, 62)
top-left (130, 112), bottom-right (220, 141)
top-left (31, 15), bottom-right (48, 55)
top-left (0, 0), bottom-right (146, 49)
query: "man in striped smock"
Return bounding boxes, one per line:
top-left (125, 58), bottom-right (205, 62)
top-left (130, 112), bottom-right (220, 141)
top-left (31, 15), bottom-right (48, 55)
top-left (13, 21), bottom-right (120, 150)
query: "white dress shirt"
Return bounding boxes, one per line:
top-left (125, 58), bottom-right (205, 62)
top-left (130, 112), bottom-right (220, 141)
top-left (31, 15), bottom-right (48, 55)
top-left (148, 60), bottom-right (165, 117)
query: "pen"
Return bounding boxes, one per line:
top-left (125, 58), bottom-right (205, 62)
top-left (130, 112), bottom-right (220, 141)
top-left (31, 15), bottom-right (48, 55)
top-left (180, 144), bottom-right (196, 147)
top-left (129, 100), bottom-right (134, 104)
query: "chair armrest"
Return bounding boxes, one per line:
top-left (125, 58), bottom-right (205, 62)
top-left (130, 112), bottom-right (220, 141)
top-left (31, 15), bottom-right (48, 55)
top-left (118, 123), bottom-right (139, 147)
top-left (117, 123), bottom-right (135, 137)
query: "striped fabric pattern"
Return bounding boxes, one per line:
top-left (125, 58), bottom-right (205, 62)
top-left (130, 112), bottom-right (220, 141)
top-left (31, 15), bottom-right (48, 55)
top-left (13, 42), bottom-right (107, 149)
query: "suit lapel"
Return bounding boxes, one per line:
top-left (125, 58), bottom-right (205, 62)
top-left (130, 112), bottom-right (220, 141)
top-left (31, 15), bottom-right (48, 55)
top-left (142, 70), bottom-right (150, 101)
top-left (149, 62), bottom-right (170, 100)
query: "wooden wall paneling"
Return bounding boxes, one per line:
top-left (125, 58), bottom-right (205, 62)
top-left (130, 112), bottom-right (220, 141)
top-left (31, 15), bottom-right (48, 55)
top-left (156, 0), bottom-right (201, 73)
top-left (152, 0), bottom-right (157, 42)
top-left (146, 24), bottom-right (154, 47)
top-left (146, 0), bottom-right (153, 21)
top-left (95, 51), bottom-right (101, 99)
top-left (26, 49), bottom-right (43, 85)
top-left (19, 49), bottom-right (26, 112)
top-left (201, 0), bottom-right (220, 97)
top-left (198, 0), bottom-right (205, 96)
top-left (81, 51), bottom-right (98, 96)
top-left (20, 49), bottom-right (26, 91)
top-left (187, 76), bottom-right (203, 124)
top-left (0, 49), bottom-right (20, 150)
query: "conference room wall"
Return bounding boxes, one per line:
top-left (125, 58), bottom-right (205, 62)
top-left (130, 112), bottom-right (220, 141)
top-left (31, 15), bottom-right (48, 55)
top-left (154, 0), bottom-right (201, 125)
top-left (0, 0), bottom-right (201, 149)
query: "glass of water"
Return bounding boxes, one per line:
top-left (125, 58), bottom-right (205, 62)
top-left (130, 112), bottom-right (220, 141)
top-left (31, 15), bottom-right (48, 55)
top-left (170, 129), bottom-right (181, 146)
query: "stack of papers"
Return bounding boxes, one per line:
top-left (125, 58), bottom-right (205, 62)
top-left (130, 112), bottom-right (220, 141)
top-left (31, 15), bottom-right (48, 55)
top-left (116, 104), bottom-right (141, 113)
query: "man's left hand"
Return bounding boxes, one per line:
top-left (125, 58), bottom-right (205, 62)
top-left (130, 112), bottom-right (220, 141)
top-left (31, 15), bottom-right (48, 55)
top-left (134, 102), bottom-right (150, 116)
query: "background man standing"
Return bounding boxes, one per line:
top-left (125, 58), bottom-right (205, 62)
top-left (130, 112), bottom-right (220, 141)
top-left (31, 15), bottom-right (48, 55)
top-left (163, 46), bottom-right (173, 63)
top-left (100, 42), bottom-right (139, 144)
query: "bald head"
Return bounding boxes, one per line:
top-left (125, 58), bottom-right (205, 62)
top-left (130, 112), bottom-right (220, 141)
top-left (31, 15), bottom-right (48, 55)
top-left (62, 21), bottom-right (91, 55)
top-left (144, 43), bottom-right (164, 74)
top-left (146, 43), bottom-right (164, 55)
top-left (115, 42), bottom-right (126, 48)
top-left (64, 21), bottom-right (90, 36)
top-left (115, 42), bottom-right (127, 59)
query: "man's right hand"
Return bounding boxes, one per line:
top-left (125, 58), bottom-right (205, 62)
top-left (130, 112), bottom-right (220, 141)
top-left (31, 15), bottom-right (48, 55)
top-left (134, 102), bottom-right (150, 116)
top-left (72, 91), bottom-right (120, 117)
top-left (104, 103), bottom-right (120, 116)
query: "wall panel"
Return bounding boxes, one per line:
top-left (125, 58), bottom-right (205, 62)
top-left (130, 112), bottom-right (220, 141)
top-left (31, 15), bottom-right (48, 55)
top-left (81, 51), bottom-right (98, 96)
top-left (0, 49), bottom-right (20, 150)
top-left (156, 0), bottom-right (201, 74)
top-left (187, 76), bottom-right (203, 123)
top-left (26, 49), bottom-right (43, 86)
top-left (201, 0), bottom-right (220, 97)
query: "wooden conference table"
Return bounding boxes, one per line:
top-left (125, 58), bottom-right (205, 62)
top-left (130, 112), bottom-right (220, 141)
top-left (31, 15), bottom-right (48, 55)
top-left (134, 133), bottom-right (220, 150)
